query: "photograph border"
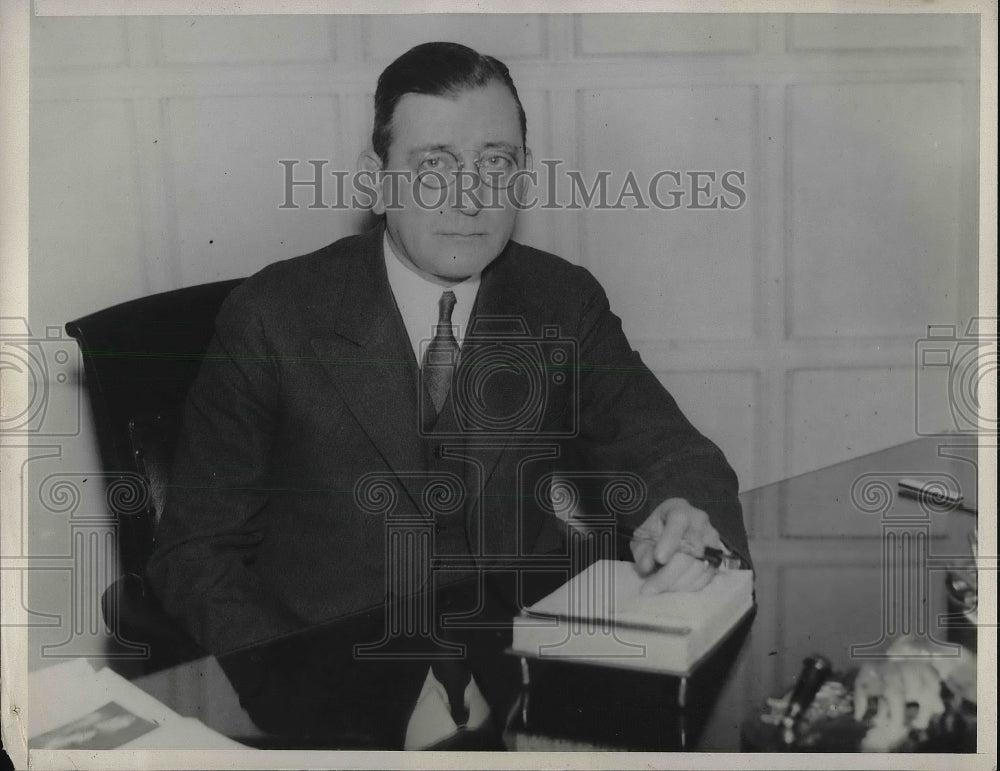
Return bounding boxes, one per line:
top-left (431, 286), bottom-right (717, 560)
top-left (2, 1), bottom-right (996, 769)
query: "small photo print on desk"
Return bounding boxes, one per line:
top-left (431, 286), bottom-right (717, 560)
top-left (29, 701), bottom-right (157, 750)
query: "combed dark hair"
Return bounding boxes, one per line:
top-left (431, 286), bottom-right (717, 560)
top-left (372, 41), bottom-right (527, 164)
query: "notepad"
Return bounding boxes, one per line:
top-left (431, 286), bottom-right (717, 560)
top-left (511, 560), bottom-right (755, 675)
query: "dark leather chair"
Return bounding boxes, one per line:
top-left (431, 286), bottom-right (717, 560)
top-left (66, 279), bottom-right (243, 672)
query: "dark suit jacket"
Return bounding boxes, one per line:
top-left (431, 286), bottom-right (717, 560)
top-left (146, 224), bottom-right (748, 736)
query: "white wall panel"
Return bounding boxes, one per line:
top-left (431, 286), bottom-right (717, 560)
top-left (788, 14), bottom-right (968, 51)
top-left (576, 14), bottom-right (757, 56)
top-left (165, 95), bottom-right (353, 284)
top-left (508, 89), bottom-right (568, 259)
top-left (787, 366), bottom-right (918, 478)
top-left (579, 86), bottom-right (758, 342)
top-left (365, 15), bottom-right (548, 62)
top-left (29, 99), bottom-right (147, 322)
top-left (787, 81), bottom-right (964, 339)
top-left (30, 17), bottom-right (128, 69)
top-left (160, 16), bottom-right (336, 64)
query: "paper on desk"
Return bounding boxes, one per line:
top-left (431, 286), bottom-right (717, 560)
top-left (27, 658), bottom-right (244, 749)
top-left (29, 701), bottom-right (158, 750)
top-left (28, 659), bottom-right (173, 735)
top-left (119, 717), bottom-right (245, 749)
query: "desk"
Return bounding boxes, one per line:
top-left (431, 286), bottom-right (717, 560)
top-left (130, 437), bottom-right (980, 750)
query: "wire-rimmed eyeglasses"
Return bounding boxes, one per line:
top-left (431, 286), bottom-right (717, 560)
top-left (415, 148), bottom-right (522, 190)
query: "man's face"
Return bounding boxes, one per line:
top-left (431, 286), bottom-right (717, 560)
top-left (377, 81), bottom-right (527, 284)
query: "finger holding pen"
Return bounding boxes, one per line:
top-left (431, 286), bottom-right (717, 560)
top-left (629, 519), bottom-right (664, 576)
top-left (629, 497), bottom-right (725, 595)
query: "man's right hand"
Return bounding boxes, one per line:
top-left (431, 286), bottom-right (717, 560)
top-left (630, 497), bottom-right (723, 595)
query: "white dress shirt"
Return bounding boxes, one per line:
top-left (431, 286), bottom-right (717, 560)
top-left (383, 232), bottom-right (481, 363)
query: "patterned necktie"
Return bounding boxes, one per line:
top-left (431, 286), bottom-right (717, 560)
top-left (422, 290), bottom-right (459, 415)
top-left (420, 291), bottom-right (472, 729)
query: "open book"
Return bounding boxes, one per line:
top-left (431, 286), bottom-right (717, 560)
top-left (511, 560), bottom-right (754, 676)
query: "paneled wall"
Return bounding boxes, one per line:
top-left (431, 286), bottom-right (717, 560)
top-left (25, 13), bottom-right (980, 666)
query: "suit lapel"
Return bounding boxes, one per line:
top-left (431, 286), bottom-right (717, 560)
top-left (307, 233), bottom-right (544, 528)
top-left (308, 228), bottom-right (428, 515)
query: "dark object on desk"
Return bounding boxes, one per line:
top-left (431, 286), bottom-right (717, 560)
top-left (944, 571), bottom-right (979, 652)
top-left (66, 279), bottom-right (243, 672)
top-left (506, 660), bottom-right (690, 750)
top-left (943, 531), bottom-right (979, 652)
top-left (741, 662), bottom-right (976, 752)
top-left (781, 655), bottom-right (832, 746)
top-left (897, 478), bottom-right (976, 514)
top-left (506, 605), bottom-right (755, 750)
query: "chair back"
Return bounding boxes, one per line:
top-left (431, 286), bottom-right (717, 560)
top-left (65, 279), bottom-right (243, 576)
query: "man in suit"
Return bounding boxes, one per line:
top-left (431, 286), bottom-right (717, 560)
top-left (147, 41), bottom-right (750, 749)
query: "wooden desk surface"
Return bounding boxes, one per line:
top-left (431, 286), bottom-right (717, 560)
top-left (132, 437), bottom-right (981, 750)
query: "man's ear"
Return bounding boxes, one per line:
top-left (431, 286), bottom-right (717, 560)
top-left (357, 150), bottom-right (385, 216)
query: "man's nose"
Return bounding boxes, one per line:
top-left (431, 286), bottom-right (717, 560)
top-left (452, 169), bottom-right (485, 214)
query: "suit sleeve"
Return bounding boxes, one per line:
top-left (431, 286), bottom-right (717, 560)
top-left (146, 284), bottom-right (302, 656)
top-left (570, 272), bottom-right (751, 567)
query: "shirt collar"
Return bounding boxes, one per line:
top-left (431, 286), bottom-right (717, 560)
top-left (383, 231), bottom-right (481, 349)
